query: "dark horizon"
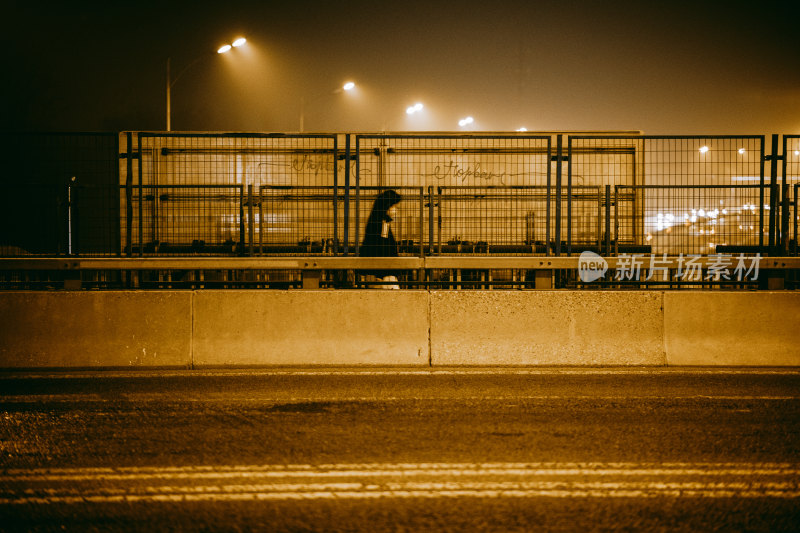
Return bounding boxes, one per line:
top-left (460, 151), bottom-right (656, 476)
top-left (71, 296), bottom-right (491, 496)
top-left (3, 0), bottom-right (799, 134)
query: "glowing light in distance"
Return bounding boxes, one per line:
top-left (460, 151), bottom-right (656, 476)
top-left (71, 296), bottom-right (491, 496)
top-left (232, 38), bottom-right (247, 47)
top-left (343, 82), bottom-right (355, 91)
top-left (738, 148), bottom-right (746, 154)
top-left (795, 150), bottom-right (800, 156)
top-left (217, 44), bottom-right (232, 54)
top-left (458, 116), bottom-right (474, 127)
top-left (699, 146), bottom-right (709, 154)
top-left (406, 103), bottom-right (423, 115)
top-left (516, 127), bottom-right (528, 132)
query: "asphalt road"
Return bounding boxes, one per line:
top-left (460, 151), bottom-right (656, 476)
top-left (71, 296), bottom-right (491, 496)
top-left (1, 368), bottom-right (799, 532)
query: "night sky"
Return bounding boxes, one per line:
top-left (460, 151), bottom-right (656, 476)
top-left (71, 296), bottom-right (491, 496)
top-left (3, 0), bottom-right (798, 134)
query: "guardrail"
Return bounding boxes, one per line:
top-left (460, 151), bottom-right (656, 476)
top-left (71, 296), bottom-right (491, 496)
top-left (1, 256), bottom-right (797, 290)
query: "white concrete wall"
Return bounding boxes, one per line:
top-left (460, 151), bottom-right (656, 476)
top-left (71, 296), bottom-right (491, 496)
top-left (192, 291), bottom-right (429, 366)
top-left (663, 292), bottom-right (800, 366)
top-left (0, 291), bottom-right (192, 368)
top-left (0, 290), bottom-right (797, 368)
top-left (429, 291), bottom-right (665, 365)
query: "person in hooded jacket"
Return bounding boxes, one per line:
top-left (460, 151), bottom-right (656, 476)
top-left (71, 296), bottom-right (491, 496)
top-left (360, 189), bottom-right (402, 289)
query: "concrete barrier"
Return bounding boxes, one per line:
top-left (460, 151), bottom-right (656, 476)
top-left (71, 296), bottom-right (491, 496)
top-left (430, 291), bottom-right (665, 365)
top-left (1, 290), bottom-right (798, 368)
top-left (192, 291), bottom-right (430, 366)
top-left (0, 291), bottom-right (192, 368)
top-left (664, 292), bottom-right (800, 366)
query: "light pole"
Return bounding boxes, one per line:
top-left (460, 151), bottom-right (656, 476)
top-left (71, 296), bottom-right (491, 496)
top-left (166, 37), bottom-right (246, 131)
top-left (299, 81), bottom-right (356, 133)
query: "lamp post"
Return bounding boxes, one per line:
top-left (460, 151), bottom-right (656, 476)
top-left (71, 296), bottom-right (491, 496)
top-left (166, 37), bottom-right (246, 131)
top-left (299, 81), bottom-right (356, 133)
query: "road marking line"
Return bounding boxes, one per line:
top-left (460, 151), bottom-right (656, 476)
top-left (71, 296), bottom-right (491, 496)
top-left (4, 368), bottom-right (800, 379)
top-left (3, 395), bottom-right (798, 403)
top-left (3, 487), bottom-right (800, 504)
top-left (3, 463), bottom-right (799, 482)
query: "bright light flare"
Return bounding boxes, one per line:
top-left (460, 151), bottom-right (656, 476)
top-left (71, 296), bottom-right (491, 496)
top-left (516, 127), bottom-right (528, 132)
top-left (343, 81), bottom-right (355, 91)
top-left (217, 44), bottom-right (232, 54)
top-left (738, 148), bottom-right (746, 154)
top-left (699, 146), bottom-right (709, 154)
top-left (406, 102), bottom-right (424, 115)
top-left (232, 37), bottom-right (247, 47)
top-left (458, 116), bottom-right (474, 127)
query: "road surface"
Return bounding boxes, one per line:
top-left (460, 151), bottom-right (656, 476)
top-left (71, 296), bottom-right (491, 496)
top-left (1, 367), bottom-right (799, 531)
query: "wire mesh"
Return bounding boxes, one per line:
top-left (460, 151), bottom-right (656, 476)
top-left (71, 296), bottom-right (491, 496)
top-left (0, 132), bottom-right (119, 256)
top-left (354, 135), bottom-right (552, 256)
top-left (569, 136), bottom-right (766, 256)
top-left (127, 133), bottom-right (338, 256)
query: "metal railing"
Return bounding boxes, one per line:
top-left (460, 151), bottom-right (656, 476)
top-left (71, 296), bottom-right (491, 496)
top-left (1, 131), bottom-right (799, 290)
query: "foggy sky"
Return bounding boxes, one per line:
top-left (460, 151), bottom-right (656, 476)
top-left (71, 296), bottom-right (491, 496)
top-left (2, 0), bottom-right (798, 134)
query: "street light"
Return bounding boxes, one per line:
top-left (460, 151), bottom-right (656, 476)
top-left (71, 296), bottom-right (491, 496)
top-left (299, 81), bottom-right (357, 132)
top-left (406, 103), bottom-right (423, 115)
top-left (166, 37), bottom-right (247, 131)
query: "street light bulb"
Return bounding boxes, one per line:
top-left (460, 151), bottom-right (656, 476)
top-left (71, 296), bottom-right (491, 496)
top-left (232, 38), bottom-right (246, 47)
top-left (217, 44), bottom-right (232, 54)
top-left (343, 82), bottom-right (355, 91)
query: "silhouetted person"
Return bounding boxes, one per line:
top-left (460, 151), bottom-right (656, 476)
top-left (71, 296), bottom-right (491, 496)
top-left (361, 189), bottom-right (402, 288)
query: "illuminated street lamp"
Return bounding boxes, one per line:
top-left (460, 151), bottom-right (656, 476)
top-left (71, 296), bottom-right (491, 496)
top-left (406, 103), bottom-right (423, 115)
top-left (166, 37), bottom-right (247, 131)
top-left (299, 81), bottom-right (356, 132)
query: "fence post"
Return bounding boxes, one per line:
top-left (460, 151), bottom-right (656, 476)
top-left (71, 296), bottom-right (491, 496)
top-left (780, 135), bottom-right (790, 255)
top-left (137, 134), bottom-right (143, 257)
top-left (554, 135), bottom-right (563, 256)
top-left (125, 132), bottom-right (133, 257)
top-left (614, 186), bottom-right (620, 256)
top-left (605, 185), bottom-right (611, 256)
top-left (247, 184), bottom-right (254, 257)
top-left (566, 136), bottom-right (572, 256)
top-left (768, 134), bottom-right (779, 252)
top-left (238, 185), bottom-right (245, 256)
top-left (333, 135), bottom-right (339, 256)
top-left (344, 134), bottom-right (351, 256)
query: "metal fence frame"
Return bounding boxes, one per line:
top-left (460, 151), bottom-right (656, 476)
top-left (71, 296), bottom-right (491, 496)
top-left (566, 135), bottom-right (768, 257)
top-left (129, 132), bottom-right (340, 257)
top-left (353, 133), bottom-right (553, 257)
top-left (3, 131), bottom-right (798, 267)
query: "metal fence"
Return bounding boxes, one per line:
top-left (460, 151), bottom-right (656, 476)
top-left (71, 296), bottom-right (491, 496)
top-left (128, 132), bottom-right (339, 256)
top-left (785, 135), bottom-right (800, 255)
top-left (354, 134), bottom-right (552, 256)
top-left (567, 136), bottom-right (768, 256)
top-left (2, 132), bottom-right (798, 262)
top-left (0, 132), bottom-right (119, 256)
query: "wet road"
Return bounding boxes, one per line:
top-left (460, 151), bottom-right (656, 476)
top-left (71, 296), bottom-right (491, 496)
top-left (1, 368), bottom-right (799, 531)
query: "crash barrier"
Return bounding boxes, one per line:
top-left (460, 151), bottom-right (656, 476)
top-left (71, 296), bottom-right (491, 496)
top-left (1, 290), bottom-right (798, 368)
top-left (2, 132), bottom-right (798, 260)
top-left (1, 256), bottom-right (797, 290)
